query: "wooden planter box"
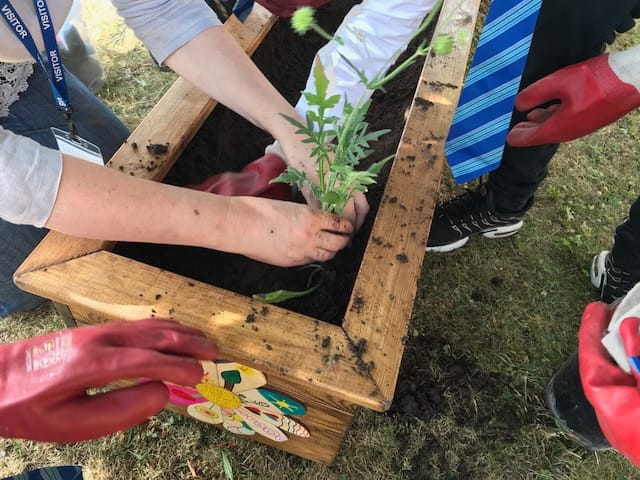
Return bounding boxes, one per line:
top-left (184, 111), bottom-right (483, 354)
top-left (15, 0), bottom-right (480, 465)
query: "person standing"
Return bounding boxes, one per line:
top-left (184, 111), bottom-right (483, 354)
top-left (426, 0), bottom-right (640, 304)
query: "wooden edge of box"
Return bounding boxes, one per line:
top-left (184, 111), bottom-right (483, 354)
top-left (15, 1), bottom-right (483, 416)
top-left (15, 250), bottom-right (384, 412)
top-left (15, 5), bottom-right (277, 277)
top-left (342, 0), bottom-right (483, 403)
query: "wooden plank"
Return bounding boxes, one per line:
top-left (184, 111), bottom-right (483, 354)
top-left (342, 0), bottom-right (483, 404)
top-left (15, 251), bottom-right (385, 411)
top-left (108, 6), bottom-right (277, 182)
top-left (15, 5), bottom-right (277, 277)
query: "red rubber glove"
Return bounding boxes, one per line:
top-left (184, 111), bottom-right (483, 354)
top-left (0, 318), bottom-right (217, 443)
top-left (579, 302), bottom-right (640, 467)
top-left (256, 0), bottom-right (331, 18)
top-left (507, 53), bottom-right (640, 147)
top-left (186, 153), bottom-right (291, 201)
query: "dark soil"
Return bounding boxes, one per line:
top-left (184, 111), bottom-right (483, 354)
top-left (115, 0), bottom-right (431, 326)
top-left (112, 6), bottom-right (534, 476)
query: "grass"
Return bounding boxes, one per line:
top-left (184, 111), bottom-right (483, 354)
top-left (1, 2), bottom-right (640, 479)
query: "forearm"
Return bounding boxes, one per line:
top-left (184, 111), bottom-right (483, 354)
top-left (46, 154), bottom-right (245, 253)
top-left (164, 26), bottom-right (310, 171)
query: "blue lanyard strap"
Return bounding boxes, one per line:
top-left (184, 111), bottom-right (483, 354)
top-left (1, 0), bottom-right (75, 133)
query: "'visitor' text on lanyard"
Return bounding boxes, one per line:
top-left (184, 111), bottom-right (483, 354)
top-left (1, 0), bottom-right (76, 137)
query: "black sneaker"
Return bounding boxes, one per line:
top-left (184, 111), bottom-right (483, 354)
top-left (426, 185), bottom-right (532, 252)
top-left (546, 352), bottom-right (611, 451)
top-left (590, 250), bottom-right (636, 303)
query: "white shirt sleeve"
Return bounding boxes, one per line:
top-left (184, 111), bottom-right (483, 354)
top-left (0, 0), bottom-right (222, 65)
top-left (295, 0), bottom-right (439, 119)
top-left (0, 127), bottom-right (62, 227)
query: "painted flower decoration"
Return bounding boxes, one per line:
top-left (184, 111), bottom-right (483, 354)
top-left (165, 360), bottom-right (309, 442)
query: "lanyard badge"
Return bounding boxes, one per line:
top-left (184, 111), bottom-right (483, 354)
top-left (1, 0), bottom-right (102, 163)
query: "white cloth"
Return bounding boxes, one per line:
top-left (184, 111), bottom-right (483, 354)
top-left (0, 127), bottom-right (62, 227)
top-left (609, 44), bottom-right (640, 92)
top-left (295, 0), bottom-right (439, 120)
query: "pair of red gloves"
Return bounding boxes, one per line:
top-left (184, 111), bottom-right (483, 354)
top-left (513, 50), bottom-right (640, 466)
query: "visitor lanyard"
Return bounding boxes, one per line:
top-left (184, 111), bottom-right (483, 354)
top-left (1, 0), bottom-right (77, 138)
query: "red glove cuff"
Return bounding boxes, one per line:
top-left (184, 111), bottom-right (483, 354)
top-left (256, 0), bottom-right (332, 18)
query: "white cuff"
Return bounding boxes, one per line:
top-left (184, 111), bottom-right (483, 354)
top-left (608, 44), bottom-right (640, 92)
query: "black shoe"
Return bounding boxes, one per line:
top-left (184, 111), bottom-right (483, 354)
top-left (426, 185), bottom-right (532, 252)
top-left (546, 352), bottom-right (611, 451)
top-left (590, 250), bottom-right (636, 303)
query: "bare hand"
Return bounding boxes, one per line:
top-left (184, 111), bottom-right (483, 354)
top-left (232, 196), bottom-right (354, 266)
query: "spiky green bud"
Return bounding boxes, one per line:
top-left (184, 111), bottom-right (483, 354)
top-left (432, 34), bottom-right (454, 56)
top-left (291, 6), bottom-right (316, 35)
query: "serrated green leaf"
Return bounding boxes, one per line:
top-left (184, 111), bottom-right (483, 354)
top-left (321, 190), bottom-right (343, 206)
top-left (312, 57), bottom-right (330, 98)
top-left (281, 113), bottom-right (307, 130)
top-left (252, 285), bottom-right (318, 304)
top-left (325, 94), bottom-right (342, 108)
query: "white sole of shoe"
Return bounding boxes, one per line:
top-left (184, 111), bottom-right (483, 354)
top-left (481, 220), bottom-right (523, 239)
top-left (426, 220), bottom-right (524, 253)
top-left (590, 250), bottom-right (609, 290)
top-left (426, 236), bottom-right (469, 253)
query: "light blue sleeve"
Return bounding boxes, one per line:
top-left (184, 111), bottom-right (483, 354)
top-left (111, 0), bottom-right (223, 65)
top-left (0, 127), bottom-right (62, 227)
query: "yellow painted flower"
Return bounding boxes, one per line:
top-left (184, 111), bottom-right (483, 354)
top-left (166, 360), bottom-right (309, 442)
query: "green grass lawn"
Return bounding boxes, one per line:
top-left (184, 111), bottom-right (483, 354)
top-left (1, 2), bottom-right (640, 479)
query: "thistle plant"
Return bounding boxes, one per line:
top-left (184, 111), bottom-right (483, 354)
top-left (271, 0), bottom-right (455, 217)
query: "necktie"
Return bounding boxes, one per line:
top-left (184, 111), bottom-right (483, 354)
top-left (444, 0), bottom-right (542, 184)
top-left (233, 0), bottom-right (255, 22)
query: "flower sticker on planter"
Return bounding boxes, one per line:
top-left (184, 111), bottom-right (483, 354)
top-left (165, 360), bottom-right (309, 442)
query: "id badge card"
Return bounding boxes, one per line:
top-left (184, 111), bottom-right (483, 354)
top-left (51, 127), bottom-right (103, 165)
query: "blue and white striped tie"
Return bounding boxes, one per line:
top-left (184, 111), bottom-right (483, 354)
top-left (445, 0), bottom-right (542, 184)
top-left (232, 0), bottom-right (255, 22)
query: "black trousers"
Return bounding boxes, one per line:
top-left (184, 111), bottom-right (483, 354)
top-left (489, 0), bottom-right (640, 277)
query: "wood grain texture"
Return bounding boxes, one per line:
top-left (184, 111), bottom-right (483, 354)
top-left (14, 0), bottom-right (481, 464)
top-left (342, 0), bottom-right (483, 405)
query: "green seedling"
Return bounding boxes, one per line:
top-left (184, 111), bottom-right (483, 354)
top-left (262, 1), bottom-right (461, 302)
top-left (273, 0), bottom-right (452, 216)
top-left (252, 264), bottom-right (323, 304)
top-left (252, 285), bottom-right (319, 304)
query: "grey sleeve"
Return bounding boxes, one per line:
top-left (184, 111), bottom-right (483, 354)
top-left (111, 0), bottom-right (223, 64)
top-left (0, 128), bottom-right (63, 227)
